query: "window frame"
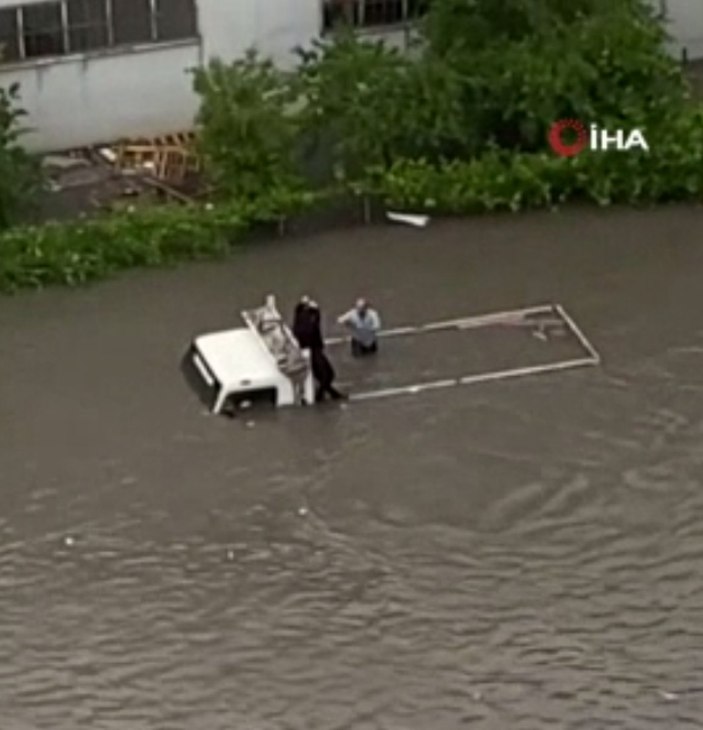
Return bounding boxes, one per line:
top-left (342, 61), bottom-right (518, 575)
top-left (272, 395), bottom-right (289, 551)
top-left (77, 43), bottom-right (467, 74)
top-left (65, 0), bottom-right (111, 54)
top-left (321, 0), bottom-right (426, 33)
top-left (0, 0), bottom-right (199, 67)
top-left (20, 1), bottom-right (66, 59)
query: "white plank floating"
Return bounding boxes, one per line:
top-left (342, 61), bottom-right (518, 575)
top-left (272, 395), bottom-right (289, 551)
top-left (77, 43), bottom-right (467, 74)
top-left (386, 211), bottom-right (430, 227)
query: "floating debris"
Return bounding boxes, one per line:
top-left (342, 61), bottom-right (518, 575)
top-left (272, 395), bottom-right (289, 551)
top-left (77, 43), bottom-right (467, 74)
top-left (64, 536), bottom-right (75, 547)
top-left (386, 211), bottom-right (430, 228)
top-left (658, 690), bottom-right (679, 701)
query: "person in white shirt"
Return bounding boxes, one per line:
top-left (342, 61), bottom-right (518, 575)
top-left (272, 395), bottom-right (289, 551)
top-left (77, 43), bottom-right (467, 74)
top-left (337, 298), bottom-right (381, 357)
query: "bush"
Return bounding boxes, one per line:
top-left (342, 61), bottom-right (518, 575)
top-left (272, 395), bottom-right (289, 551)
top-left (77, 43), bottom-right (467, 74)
top-left (373, 108), bottom-right (703, 212)
top-left (0, 190), bottom-right (319, 293)
top-left (422, 0), bottom-right (688, 152)
top-left (0, 83), bottom-right (41, 229)
top-left (296, 33), bottom-right (412, 178)
top-left (296, 31), bottom-right (473, 173)
top-left (193, 51), bottom-right (305, 201)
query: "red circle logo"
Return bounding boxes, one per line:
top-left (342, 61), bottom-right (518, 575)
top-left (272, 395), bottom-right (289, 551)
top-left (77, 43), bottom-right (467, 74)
top-left (548, 119), bottom-right (587, 157)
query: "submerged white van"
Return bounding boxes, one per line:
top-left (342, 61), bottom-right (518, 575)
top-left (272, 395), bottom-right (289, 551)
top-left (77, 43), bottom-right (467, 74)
top-left (186, 296), bottom-right (314, 415)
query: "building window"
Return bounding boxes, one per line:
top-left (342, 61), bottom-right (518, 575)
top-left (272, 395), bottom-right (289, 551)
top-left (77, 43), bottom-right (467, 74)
top-left (0, 9), bottom-right (20, 62)
top-left (67, 0), bottom-right (109, 52)
top-left (323, 0), bottom-right (428, 31)
top-left (155, 0), bottom-right (197, 41)
top-left (111, 0), bottom-right (152, 45)
top-left (0, 0), bottom-right (198, 65)
top-left (23, 2), bottom-right (65, 58)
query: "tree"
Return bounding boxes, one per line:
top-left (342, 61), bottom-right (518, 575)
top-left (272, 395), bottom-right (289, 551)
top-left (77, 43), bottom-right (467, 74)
top-left (192, 51), bottom-right (303, 201)
top-left (421, 0), bottom-right (689, 152)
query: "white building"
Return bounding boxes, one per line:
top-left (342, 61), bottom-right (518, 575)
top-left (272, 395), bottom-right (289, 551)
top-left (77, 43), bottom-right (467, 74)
top-left (0, 0), bottom-right (699, 153)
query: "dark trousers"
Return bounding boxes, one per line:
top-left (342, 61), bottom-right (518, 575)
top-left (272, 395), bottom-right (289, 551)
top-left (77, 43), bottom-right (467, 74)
top-left (351, 339), bottom-right (378, 357)
top-left (311, 349), bottom-right (345, 402)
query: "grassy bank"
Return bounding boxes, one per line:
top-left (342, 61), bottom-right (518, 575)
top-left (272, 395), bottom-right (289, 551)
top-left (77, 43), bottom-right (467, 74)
top-left (0, 191), bottom-right (319, 294)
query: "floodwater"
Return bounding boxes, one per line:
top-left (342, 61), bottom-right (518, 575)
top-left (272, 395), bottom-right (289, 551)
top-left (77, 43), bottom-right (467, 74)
top-left (2, 206), bottom-right (703, 729)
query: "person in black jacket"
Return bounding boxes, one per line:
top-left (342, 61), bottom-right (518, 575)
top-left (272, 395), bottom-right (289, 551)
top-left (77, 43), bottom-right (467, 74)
top-left (292, 297), bottom-right (323, 351)
top-left (292, 297), bottom-right (346, 403)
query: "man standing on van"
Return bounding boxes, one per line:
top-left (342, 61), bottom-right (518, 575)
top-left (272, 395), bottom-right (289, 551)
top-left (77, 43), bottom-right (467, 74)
top-left (338, 298), bottom-right (381, 357)
top-left (293, 296), bottom-right (346, 402)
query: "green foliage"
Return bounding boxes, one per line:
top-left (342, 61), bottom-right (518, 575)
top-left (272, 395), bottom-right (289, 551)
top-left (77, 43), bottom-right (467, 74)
top-left (192, 51), bottom-right (304, 201)
top-left (296, 31), bottom-right (471, 181)
top-left (0, 190), bottom-right (319, 293)
top-left (190, 0), bottom-right (700, 205)
top-left (374, 108), bottom-right (703, 212)
top-left (421, 0), bottom-right (688, 152)
top-left (296, 32), bottom-right (410, 178)
top-left (0, 83), bottom-right (41, 229)
top-left (422, 0), bottom-right (656, 55)
top-left (287, 0), bottom-right (695, 168)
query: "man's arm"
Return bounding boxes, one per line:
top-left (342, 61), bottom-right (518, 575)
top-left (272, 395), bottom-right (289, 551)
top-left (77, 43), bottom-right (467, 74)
top-left (337, 309), bottom-right (354, 325)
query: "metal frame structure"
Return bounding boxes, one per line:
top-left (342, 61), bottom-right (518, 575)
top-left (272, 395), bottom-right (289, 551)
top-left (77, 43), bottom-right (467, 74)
top-left (326, 302), bottom-right (601, 403)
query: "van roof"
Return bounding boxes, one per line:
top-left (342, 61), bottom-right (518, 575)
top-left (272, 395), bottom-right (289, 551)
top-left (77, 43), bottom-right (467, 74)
top-left (193, 328), bottom-right (280, 388)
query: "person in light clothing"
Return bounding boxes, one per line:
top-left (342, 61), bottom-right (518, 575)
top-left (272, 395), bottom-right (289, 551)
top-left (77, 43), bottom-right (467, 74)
top-left (338, 298), bottom-right (381, 357)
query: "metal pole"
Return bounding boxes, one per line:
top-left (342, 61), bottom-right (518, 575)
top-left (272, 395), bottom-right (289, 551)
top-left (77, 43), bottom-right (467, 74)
top-left (350, 356), bottom-right (597, 403)
top-left (325, 303), bottom-right (555, 346)
top-left (554, 304), bottom-right (601, 363)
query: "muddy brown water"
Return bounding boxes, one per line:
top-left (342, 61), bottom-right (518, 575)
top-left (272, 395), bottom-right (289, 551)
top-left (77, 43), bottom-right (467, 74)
top-left (2, 206), bottom-right (703, 729)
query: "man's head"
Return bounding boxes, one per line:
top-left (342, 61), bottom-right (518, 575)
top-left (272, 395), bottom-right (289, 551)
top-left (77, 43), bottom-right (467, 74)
top-left (355, 298), bottom-right (368, 314)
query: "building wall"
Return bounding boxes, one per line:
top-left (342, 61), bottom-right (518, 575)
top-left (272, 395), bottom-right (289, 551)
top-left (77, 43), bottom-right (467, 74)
top-left (2, 41), bottom-right (202, 151)
top-left (660, 0), bottom-right (703, 60)
top-left (200, 0), bottom-right (321, 67)
top-left (0, 0), bottom-right (321, 152)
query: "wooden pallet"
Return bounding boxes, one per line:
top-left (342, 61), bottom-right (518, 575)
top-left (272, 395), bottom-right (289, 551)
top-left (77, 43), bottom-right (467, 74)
top-left (114, 131), bottom-right (200, 185)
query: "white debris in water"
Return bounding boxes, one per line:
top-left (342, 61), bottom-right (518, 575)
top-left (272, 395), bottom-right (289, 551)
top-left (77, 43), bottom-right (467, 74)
top-left (64, 536), bottom-right (75, 546)
top-left (471, 690), bottom-right (483, 701)
top-left (386, 211), bottom-right (430, 228)
top-left (245, 421), bottom-right (255, 428)
top-left (239, 400), bottom-right (252, 410)
top-left (298, 507), bottom-right (309, 516)
top-left (226, 550), bottom-right (235, 560)
top-left (658, 690), bottom-right (679, 701)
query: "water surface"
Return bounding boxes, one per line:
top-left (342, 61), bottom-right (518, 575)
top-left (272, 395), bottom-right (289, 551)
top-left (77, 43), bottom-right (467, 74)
top-left (2, 206), bottom-right (703, 729)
